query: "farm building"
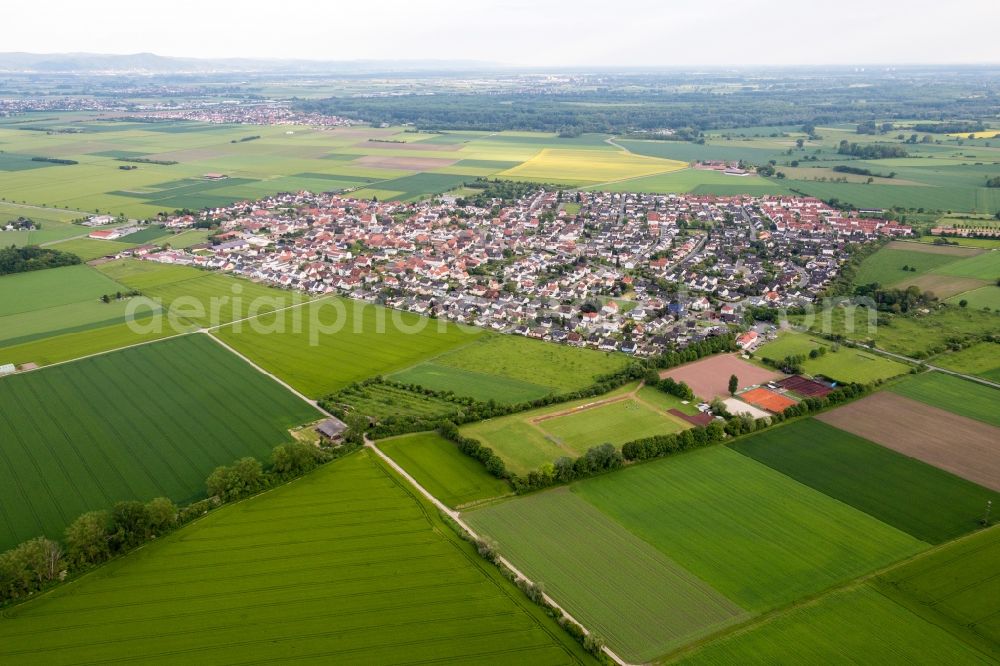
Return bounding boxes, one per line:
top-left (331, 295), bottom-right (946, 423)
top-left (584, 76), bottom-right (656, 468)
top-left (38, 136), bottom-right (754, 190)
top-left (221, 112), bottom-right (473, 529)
top-left (316, 417), bottom-right (348, 442)
top-left (0, 363), bottom-right (16, 376)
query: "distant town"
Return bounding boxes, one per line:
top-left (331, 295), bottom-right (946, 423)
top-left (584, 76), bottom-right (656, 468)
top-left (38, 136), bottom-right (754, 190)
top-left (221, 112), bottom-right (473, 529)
top-left (103, 189), bottom-right (912, 355)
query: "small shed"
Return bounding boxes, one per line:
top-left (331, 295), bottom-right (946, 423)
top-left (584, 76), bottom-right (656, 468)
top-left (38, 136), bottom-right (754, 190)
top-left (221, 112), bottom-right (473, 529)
top-left (316, 417), bottom-right (348, 442)
top-left (0, 363), bottom-right (16, 376)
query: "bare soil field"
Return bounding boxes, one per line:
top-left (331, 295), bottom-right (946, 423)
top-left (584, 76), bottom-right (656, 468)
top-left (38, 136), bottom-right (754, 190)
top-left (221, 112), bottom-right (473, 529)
top-left (817, 392), bottom-right (1000, 491)
top-left (886, 240), bottom-right (983, 257)
top-left (354, 154), bottom-right (458, 170)
top-left (901, 273), bottom-right (988, 299)
top-left (661, 354), bottom-right (784, 400)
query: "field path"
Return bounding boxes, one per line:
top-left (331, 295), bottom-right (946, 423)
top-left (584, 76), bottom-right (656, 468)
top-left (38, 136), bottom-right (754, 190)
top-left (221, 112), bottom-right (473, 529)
top-left (858, 345), bottom-right (1000, 390)
top-left (367, 437), bottom-right (634, 666)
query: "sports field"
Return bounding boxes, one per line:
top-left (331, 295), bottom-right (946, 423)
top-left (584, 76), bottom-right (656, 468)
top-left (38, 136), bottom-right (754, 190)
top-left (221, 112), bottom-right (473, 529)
top-left (0, 334), bottom-right (319, 550)
top-left (730, 419), bottom-right (997, 544)
top-left (817, 391), bottom-right (1000, 492)
top-left (755, 331), bottom-right (910, 383)
top-left (573, 447), bottom-right (926, 611)
top-left (391, 334), bottom-right (629, 404)
top-left (876, 526), bottom-right (1000, 659)
top-left (459, 384), bottom-right (681, 475)
top-left (376, 432), bottom-right (511, 508)
top-left (0, 451), bottom-right (591, 665)
top-left (676, 586), bottom-right (992, 665)
top-left (465, 488), bottom-right (748, 662)
top-left (214, 298), bottom-right (483, 397)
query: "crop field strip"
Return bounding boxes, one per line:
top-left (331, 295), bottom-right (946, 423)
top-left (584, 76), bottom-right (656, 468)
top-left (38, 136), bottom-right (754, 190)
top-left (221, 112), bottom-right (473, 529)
top-left (465, 488), bottom-right (748, 662)
top-left (817, 390), bottom-right (1000, 491)
top-left (0, 451), bottom-right (589, 665)
top-left (889, 372), bottom-right (1000, 427)
top-left (0, 334), bottom-right (319, 549)
top-left (572, 446), bottom-right (927, 612)
top-left (730, 419), bottom-right (998, 544)
top-left (333, 383), bottom-right (465, 422)
top-left (377, 432), bottom-right (512, 508)
top-left (673, 585), bottom-right (993, 664)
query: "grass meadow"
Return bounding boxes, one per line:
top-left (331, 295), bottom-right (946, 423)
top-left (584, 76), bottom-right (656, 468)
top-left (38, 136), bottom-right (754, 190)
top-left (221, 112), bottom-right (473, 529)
top-left (932, 341), bottom-right (1000, 382)
top-left (573, 447), bottom-right (926, 612)
top-left (0, 450), bottom-right (591, 665)
top-left (755, 331), bottom-right (911, 383)
top-left (377, 432), bottom-right (511, 508)
top-left (0, 334), bottom-right (319, 550)
top-left (459, 383), bottom-right (677, 475)
top-left (730, 419), bottom-right (997, 544)
top-left (466, 488), bottom-right (748, 662)
top-left (389, 334), bottom-right (628, 406)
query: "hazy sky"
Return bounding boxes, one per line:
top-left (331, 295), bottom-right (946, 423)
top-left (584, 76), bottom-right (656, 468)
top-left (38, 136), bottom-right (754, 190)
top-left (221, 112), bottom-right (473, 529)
top-left (7, 0), bottom-right (999, 66)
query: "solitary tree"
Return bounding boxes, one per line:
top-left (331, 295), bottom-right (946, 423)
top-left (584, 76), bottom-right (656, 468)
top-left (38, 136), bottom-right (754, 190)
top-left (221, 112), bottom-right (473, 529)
top-left (728, 374), bottom-right (739, 395)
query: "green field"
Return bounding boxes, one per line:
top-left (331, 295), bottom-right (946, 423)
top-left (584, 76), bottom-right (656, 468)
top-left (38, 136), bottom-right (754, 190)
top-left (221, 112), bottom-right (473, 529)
top-left (0, 264), bottom-right (123, 316)
top-left (573, 447), bottom-right (926, 611)
top-left (466, 488), bottom-right (748, 662)
top-left (394, 334), bottom-right (630, 402)
top-left (0, 450), bottom-right (591, 665)
top-left (676, 586), bottom-right (992, 665)
top-left (377, 432), bottom-right (511, 508)
top-left (756, 331), bottom-right (911, 383)
top-left (44, 237), bottom-right (137, 260)
top-left (0, 334), bottom-right (319, 550)
top-left (96, 259), bottom-right (304, 328)
top-left (876, 526), bottom-right (1000, 660)
top-left (0, 319), bottom-right (184, 367)
top-left (853, 247), bottom-right (965, 287)
top-left (0, 264), bottom-right (161, 355)
top-left (935, 251), bottom-right (1000, 280)
top-left (889, 372), bottom-right (1000, 427)
top-left (214, 298), bottom-right (483, 397)
top-left (796, 305), bottom-right (999, 358)
top-left (730, 419), bottom-right (998, 544)
top-left (947, 285), bottom-right (1000, 309)
top-left (932, 342), bottom-right (1000, 382)
top-left (540, 398), bottom-right (687, 450)
top-left (459, 384), bottom-right (671, 475)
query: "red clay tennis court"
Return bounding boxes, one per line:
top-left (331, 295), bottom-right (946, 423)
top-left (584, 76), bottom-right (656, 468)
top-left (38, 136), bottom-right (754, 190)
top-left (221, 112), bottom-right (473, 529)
top-left (739, 387), bottom-right (798, 413)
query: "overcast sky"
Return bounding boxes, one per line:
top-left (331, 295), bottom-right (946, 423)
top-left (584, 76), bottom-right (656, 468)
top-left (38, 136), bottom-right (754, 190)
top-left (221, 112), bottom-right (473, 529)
top-left (7, 0), bottom-right (999, 66)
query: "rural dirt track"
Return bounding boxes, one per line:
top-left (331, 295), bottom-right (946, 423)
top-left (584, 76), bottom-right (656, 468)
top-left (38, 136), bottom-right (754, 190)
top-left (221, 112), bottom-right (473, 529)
top-left (530, 389), bottom-right (638, 423)
top-left (817, 392), bottom-right (1000, 492)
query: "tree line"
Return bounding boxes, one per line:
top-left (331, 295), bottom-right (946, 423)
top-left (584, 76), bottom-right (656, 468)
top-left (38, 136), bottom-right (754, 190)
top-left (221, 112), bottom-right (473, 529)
top-left (0, 245), bottom-right (81, 276)
top-left (0, 440), bottom-right (357, 606)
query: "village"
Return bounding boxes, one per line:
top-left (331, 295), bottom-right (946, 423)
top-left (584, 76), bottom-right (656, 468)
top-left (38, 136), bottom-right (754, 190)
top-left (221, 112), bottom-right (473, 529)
top-left (112, 189), bottom-right (913, 356)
